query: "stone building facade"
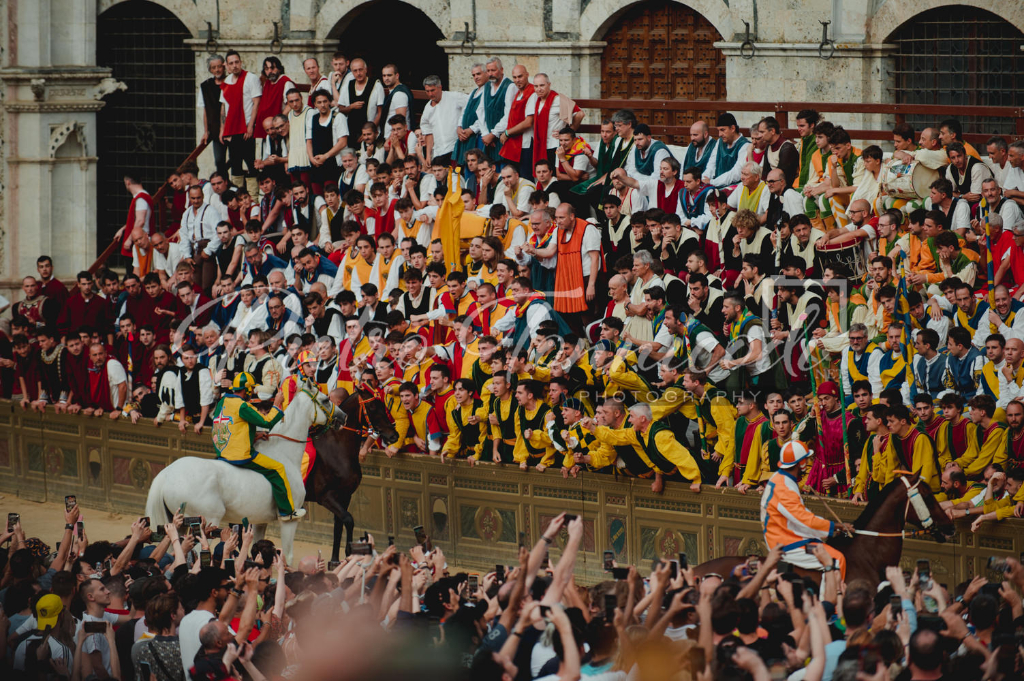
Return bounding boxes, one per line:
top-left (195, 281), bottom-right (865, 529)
top-left (1, 0), bottom-right (1022, 289)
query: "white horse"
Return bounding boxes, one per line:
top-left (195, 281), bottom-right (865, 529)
top-left (145, 387), bottom-right (338, 563)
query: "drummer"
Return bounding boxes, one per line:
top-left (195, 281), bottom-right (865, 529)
top-left (816, 198), bottom-right (877, 270)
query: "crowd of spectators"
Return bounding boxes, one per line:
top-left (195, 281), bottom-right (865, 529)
top-left (2, 505), bottom-right (1023, 681)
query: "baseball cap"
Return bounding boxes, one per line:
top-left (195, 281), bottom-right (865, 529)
top-left (35, 594), bottom-right (63, 630)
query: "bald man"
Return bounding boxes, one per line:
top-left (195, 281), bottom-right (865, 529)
top-left (892, 126), bottom-right (951, 172)
top-left (337, 57), bottom-right (384, 134)
top-left (683, 120), bottom-right (718, 180)
top-left (998, 337), bottom-right (1024, 410)
top-left (605, 274), bottom-right (630, 322)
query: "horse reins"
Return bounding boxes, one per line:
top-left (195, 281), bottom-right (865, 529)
top-left (822, 476), bottom-right (933, 539)
top-left (261, 387), bottom-right (343, 442)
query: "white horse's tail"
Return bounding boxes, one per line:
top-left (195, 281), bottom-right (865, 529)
top-left (145, 470), bottom-right (174, 525)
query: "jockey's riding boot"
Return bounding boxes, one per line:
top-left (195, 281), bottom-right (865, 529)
top-left (279, 508), bottom-right (307, 522)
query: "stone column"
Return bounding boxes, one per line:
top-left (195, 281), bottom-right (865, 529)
top-left (0, 0), bottom-right (124, 296)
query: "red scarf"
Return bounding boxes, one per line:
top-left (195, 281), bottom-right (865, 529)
top-left (499, 84), bottom-right (535, 164)
top-left (122, 191), bottom-right (155, 256)
top-left (532, 90), bottom-right (558, 166)
top-left (220, 71), bottom-right (250, 137)
top-left (87, 360), bottom-right (115, 411)
top-left (255, 76), bottom-right (293, 139)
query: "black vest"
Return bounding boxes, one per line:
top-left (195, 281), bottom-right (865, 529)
top-left (402, 289), bottom-right (431, 317)
top-left (316, 358), bottom-right (338, 385)
top-left (346, 78), bottom-right (379, 135)
top-left (200, 78), bottom-right (223, 135)
top-left (310, 111), bottom-right (339, 164)
top-left (312, 308), bottom-right (341, 339)
top-left (180, 369), bottom-right (202, 417)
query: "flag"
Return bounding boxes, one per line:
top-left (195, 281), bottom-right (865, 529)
top-left (435, 168), bottom-right (464, 275)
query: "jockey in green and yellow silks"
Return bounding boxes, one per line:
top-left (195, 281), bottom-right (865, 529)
top-left (212, 372), bottom-right (303, 521)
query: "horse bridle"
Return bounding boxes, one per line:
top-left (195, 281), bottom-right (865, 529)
top-left (338, 387), bottom-right (378, 439)
top-left (262, 386), bottom-right (343, 443)
top-left (853, 476), bottom-right (934, 538)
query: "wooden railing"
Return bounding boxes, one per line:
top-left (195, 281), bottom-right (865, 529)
top-left (88, 140), bottom-right (208, 275)
top-left (0, 401), bottom-right (1016, 584)
top-left (572, 98), bottom-right (1024, 146)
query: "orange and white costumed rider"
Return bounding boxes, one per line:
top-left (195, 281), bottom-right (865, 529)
top-left (760, 441), bottom-right (853, 582)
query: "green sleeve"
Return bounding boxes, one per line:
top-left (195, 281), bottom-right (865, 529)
top-left (239, 402), bottom-right (284, 429)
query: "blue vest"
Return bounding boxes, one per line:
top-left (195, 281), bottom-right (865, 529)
top-left (680, 185), bottom-right (714, 220)
top-left (634, 140), bottom-right (672, 177)
top-left (713, 135), bottom-right (747, 184)
top-left (912, 352), bottom-right (953, 401)
top-left (683, 138), bottom-right (718, 177)
top-left (946, 346), bottom-right (982, 399)
top-left (954, 300), bottom-right (990, 336)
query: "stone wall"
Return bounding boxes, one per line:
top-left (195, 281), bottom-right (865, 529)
top-left (3, 0), bottom-right (1023, 292)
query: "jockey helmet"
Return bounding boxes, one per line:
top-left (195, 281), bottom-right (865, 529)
top-left (231, 372), bottom-right (257, 395)
top-left (297, 349), bottom-right (316, 365)
top-left (778, 441), bottom-right (811, 468)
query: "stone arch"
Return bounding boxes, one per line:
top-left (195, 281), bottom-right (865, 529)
top-left (316, 0), bottom-right (450, 39)
top-left (581, 0), bottom-right (735, 43)
top-left (97, 0), bottom-right (202, 37)
top-left (320, 0), bottom-right (450, 91)
top-left (49, 122), bottom-right (88, 159)
top-left (868, 0), bottom-right (1024, 43)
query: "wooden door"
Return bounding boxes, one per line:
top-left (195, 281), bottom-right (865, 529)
top-left (601, 0), bottom-right (726, 144)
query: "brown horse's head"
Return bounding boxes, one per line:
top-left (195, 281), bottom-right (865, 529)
top-left (903, 474), bottom-right (956, 542)
top-left (349, 384), bottom-right (400, 446)
top-left (854, 474), bottom-right (955, 543)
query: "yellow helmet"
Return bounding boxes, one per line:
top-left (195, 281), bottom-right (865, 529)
top-left (297, 350), bottom-right (317, 365)
top-left (231, 372), bottom-right (257, 395)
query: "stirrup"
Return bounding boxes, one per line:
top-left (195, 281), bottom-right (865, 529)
top-left (279, 509), bottom-right (306, 522)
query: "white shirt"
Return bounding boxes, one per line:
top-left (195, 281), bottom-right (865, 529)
top-left (494, 178), bottom-right (535, 215)
top-left (625, 144), bottom-right (672, 179)
top-left (77, 612), bottom-right (122, 675)
top-left (103, 359), bottom-right (129, 407)
top-left (338, 79), bottom-right (385, 125)
top-left (493, 297), bottom-right (552, 342)
top-left (179, 204), bottom-right (220, 257)
top-left (222, 71), bottom-right (262, 127)
top-left (581, 223), bottom-right (603, 278)
top-left (180, 367), bottom-right (216, 407)
top-left (179, 609), bottom-right (215, 681)
top-left (778, 188), bottom-right (806, 218)
top-left (339, 165), bottom-right (371, 192)
top-left (476, 79), bottom-right (517, 138)
top-left (525, 94), bottom-right (564, 150)
top-left (997, 198), bottom-right (1023, 228)
top-left (514, 228), bottom-right (559, 270)
top-left (924, 197), bottom-right (972, 233)
top-left (709, 138), bottom-right (752, 187)
top-left (309, 75), bottom-right (332, 100)
top-left (382, 87), bottom-right (411, 138)
top-left (1003, 166), bottom-right (1024, 193)
top-left (420, 91), bottom-right (470, 158)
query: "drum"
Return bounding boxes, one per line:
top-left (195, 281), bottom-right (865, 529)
top-left (816, 234), bottom-right (868, 277)
top-left (880, 159), bottom-right (940, 200)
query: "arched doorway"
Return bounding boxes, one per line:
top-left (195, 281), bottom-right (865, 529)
top-left (600, 0), bottom-right (725, 145)
top-left (96, 0), bottom-right (194, 254)
top-left (330, 0), bottom-right (448, 127)
top-left (888, 6), bottom-right (1024, 136)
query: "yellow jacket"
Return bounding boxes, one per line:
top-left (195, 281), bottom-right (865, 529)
top-left (593, 421), bottom-right (702, 481)
top-left (442, 398), bottom-right (488, 459)
top-left (513, 402), bottom-right (555, 466)
top-left (954, 422), bottom-right (1007, 478)
top-left (395, 399), bottom-right (431, 449)
top-left (884, 427), bottom-right (940, 492)
top-left (852, 433), bottom-right (889, 496)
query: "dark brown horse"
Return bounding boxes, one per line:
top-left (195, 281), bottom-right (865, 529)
top-left (695, 475), bottom-right (956, 587)
top-left (304, 385), bottom-right (399, 561)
